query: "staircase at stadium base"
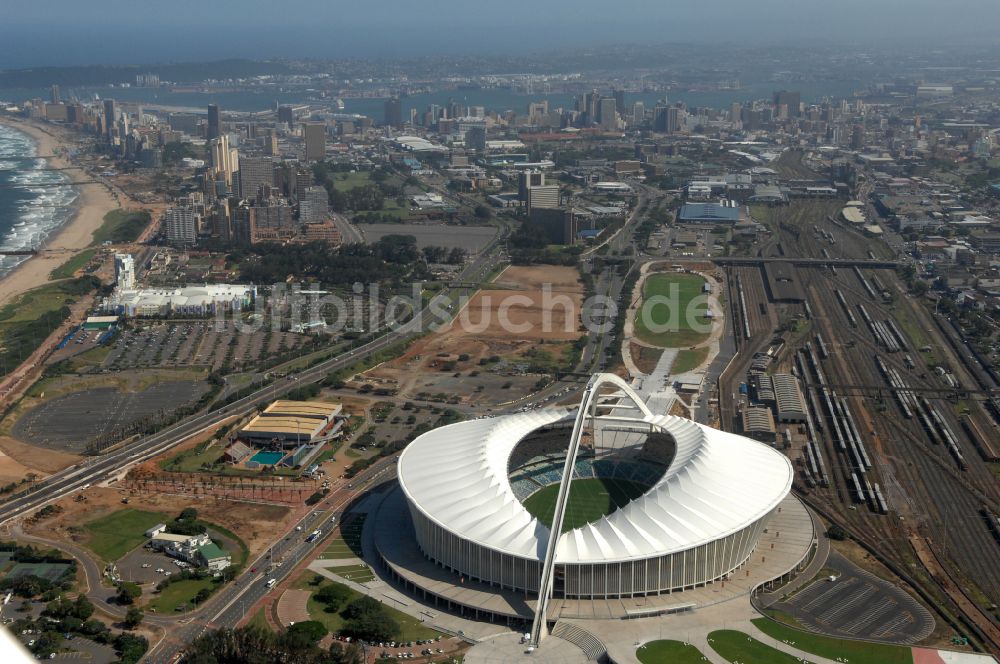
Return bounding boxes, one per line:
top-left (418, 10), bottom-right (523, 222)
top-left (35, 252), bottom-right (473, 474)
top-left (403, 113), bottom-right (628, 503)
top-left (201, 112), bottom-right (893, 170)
top-left (550, 621), bottom-right (609, 662)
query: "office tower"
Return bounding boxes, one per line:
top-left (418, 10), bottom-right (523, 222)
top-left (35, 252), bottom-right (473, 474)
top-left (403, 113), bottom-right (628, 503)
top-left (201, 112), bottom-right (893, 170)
top-left (264, 133), bottom-right (279, 156)
top-left (114, 254), bottom-right (135, 291)
top-left (851, 124), bottom-right (865, 150)
top-left (518, 170), bottom-right (545, 201)
top-left (667, 107), bottom-right (681, 133)
top-left (526, 185), bottom-right (560, 213)
top-left (207, 104), bottom-right (221, 140)
top-left (293, 169), bottom-right (314, 201)
top-left (653, 104), bottom-right (669, 132)
top-left (103, 99), bottom-right (116, 141)
top-left (584, 91), bottom-right (600, 125)
top-left (632, 102), bottom-right (645, 127)
top-left (212, 199), bottom-right (232, 241)
top-left (599, 98), bottom-right (618, 131)
top-left (209, 134), bottom-right (238, 189)
top-left (277, 105), bottom-right (294, 127)
top-left (772, 90), bottom-right (801, 118)
top-left (164, 206), bottom-right (199, 245)
top-left (302, 122), bottom-right (326, 161)
top-left (466, 126), bottom-right (487, 153)
top-left (613, 89), bottom-right (625, 114)
top-left (527, 101), bottom-right (549, 119)
top-left (384, 97), bottom-right (403, 128)
top-left (50, 85), bottom-right (60, 104)
top-left (238, 156), bottom-right (275, 201)
top-left (409, 108), bottom-right (418, 125)
top-left (299, 186), bottom-right (329, 223)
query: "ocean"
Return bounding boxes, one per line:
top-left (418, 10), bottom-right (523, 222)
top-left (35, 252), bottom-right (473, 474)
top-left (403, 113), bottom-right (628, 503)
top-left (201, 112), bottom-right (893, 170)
top-left (0, 123), bottom-right (77, 278)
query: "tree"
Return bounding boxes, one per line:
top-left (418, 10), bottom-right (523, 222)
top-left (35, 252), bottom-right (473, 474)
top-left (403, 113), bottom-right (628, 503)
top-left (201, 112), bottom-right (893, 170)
top-left (339, 596), bottom-right (399, 642)
top-left (194, 587), bottom-right (213, 605)
top-left (179, 507), bottom-right (199, 521)
top-left (124, 606), bottom-right (144, 629)
top-left (282, 620), bottom-right (327, 650)
top-left (116, 582), bottom-right (142, 605)
top-left (827, 524), bottom-right (848, 541)
top-left (315, 583), bottom-right (352, 612)
top-left (474, 204), bottom-right (492, 219)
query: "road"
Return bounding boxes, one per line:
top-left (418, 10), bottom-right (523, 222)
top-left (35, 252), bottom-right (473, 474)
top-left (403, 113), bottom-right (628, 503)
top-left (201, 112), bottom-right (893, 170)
top-left (142, 456), bottom-right (401, 663)
top-left (0, 231), bottom-right (506, 529)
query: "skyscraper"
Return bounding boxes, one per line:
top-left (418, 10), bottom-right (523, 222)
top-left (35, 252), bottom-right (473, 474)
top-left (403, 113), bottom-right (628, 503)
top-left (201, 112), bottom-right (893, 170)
top-left (599, 98), bottom-right (618, 131)
top-left (164, 206), bottom-right (199, 246)
top-left (114, 254), bottom-right (135, 291)
top-left (384, 97), bottom-right (403, 128)
top-left (50, 85), bottom-right (60, 105)
top-left (207, 104), bottom-right (221, 140)
top-left (772, 91), bottom-right (801, 118)
top-left (302, 122), bottom-right (326, 161)
top-left (238, 156), bottom-right (275, 201)
top-left (277, 105), bottom-right (294, 127)
top-left (613, 89), bottom-right (625, 114)
top-left (103, 99), bottom-right (116, 141)
top-left (299, 186), bottom-right (329, 223)
top-left (631, 102), bottom-right (645, 127)
top-left (466, 126), bottom-right (487, 153)
top-left (209, 135), bottom-right (238, 190)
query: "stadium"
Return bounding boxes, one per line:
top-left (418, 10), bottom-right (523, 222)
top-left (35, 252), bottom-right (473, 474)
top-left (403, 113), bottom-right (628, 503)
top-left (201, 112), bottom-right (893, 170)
top-left (395, 374), bottom-right (796, 604)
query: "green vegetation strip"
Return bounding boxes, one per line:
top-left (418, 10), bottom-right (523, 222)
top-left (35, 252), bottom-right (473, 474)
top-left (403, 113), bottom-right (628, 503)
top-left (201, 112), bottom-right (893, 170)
top-left (91, 209), bottom-right (150, 245)
top-left (707, 630), bottom-right (816, 664)
top-left (637, 639), bottom-right (710, 663)
top-left (321, 515), bottom-right (366, 559)
top-left (751, 618), bottom-right (914, 664)
top-left (634, 273), bottom-right (710, 348)
top-left (671, 347), bottom-right (709, 374)
top-left (299, 576), bottom-right (436, 641)
top-left (522, 477), bottom-right (650, 533)
top-left (82, 508), bottom-right (169, 562)
top-left (146, 578), bottom-right (216, 614)
top-left (50, 248), bottom-right (98, 280)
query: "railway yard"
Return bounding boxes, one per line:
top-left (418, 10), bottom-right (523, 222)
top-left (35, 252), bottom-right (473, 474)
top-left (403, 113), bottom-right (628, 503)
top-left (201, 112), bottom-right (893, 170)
top-left (717, 200), bottom-right (1000, 653)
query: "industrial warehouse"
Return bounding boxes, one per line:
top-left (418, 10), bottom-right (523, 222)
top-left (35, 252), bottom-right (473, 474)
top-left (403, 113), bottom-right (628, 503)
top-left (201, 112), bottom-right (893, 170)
top-left (238, 400), bottom-right (343, 445)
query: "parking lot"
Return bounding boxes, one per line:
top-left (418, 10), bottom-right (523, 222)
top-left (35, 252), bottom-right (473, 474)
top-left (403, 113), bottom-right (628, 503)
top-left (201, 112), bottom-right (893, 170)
top-left (12, 380), bottom-right (209, 453)
top-left (772, 552), bottom-right (935, 643)
top-left (116, 547), bottom-right (186, 585)
top-left (102, 320), bottom-right (310, 372)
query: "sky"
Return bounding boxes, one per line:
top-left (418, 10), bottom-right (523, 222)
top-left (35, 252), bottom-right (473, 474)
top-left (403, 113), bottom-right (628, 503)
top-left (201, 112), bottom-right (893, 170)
top-left (2, 0), bottom-right (1000, 68)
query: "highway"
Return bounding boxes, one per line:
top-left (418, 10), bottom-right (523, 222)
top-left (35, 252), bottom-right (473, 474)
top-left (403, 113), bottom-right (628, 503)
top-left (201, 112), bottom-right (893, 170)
top-left (0, 232), bottom-right (505, 529)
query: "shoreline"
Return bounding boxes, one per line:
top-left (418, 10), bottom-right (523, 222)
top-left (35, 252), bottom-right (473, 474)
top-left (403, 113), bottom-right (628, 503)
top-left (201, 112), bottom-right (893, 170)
top-left (0, 116), bottom-right (121, 307)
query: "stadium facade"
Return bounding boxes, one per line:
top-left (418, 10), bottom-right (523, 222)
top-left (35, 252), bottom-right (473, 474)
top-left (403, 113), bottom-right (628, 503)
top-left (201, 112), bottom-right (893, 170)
top-left (397, 375), bottom-right (794, 601)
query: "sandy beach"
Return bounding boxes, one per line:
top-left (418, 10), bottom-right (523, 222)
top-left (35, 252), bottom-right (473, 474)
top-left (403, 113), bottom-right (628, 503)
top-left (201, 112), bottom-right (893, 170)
top-left (0, 116), bottom-right (121, 307)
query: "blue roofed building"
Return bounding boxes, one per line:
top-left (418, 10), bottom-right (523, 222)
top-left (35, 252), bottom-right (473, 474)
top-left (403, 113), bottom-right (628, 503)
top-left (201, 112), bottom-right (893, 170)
top-left (677, 202), bottom-right (744, 225)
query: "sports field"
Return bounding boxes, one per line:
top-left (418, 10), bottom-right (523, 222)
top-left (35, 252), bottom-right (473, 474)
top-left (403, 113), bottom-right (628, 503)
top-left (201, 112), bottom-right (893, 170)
top-left (522, 477), bottom-right (650, 533)
top-left (634, 273), bottom-right (711, 348)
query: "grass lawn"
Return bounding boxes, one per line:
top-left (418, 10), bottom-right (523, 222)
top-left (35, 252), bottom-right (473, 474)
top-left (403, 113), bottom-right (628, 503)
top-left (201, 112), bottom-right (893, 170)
top-left (634, 273), bottom-right (711, 348)
top-left (637, 640), bottom-right (710, 663)
top-left (325, 563), bottom-right (374, 583)
top-left (331, 171), bottom-right (374, 191)
top-left (320, 514), bottom-right (366, 560)
top-left (247, 607), bottom-right (270, 631)
top-left (90, 209), bottom-right (150, 245)
top-left (522, 477), bottom-right (650, 533)
top-left (708, 630), bottom-right (816, 664)
top-left (146, 577), bottom-right (216, 614)
top-left (751, 618), bottom-right (913, 664)
top-left (82, 508), bottom-right (169, 562)
top-left (671, 347), bottom-right (709, 374)
top-left (161, 442), bottom-right (224, 472)
top-left (297, 575), bottom-right (437, 641)
top-left (50, 248), bottom-right (98, 280)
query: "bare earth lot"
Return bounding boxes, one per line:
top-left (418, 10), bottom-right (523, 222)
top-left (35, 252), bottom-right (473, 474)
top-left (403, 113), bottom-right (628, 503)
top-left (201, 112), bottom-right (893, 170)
top-left (357, 223), bottom-right (497, 252)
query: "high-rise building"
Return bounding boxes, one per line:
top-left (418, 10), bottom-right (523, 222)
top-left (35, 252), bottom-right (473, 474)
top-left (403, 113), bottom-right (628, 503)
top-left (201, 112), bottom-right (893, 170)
top-left (526, 185), bottom-right (560, 213)
top-left (293, 169), bottom-right (314, 201)
top-left (207, 104), bottom-right (221, 140)
top-left (299, 186), bottom-right (329, 223)
top-left (631, 102), bottom-right (645, 127)
top-left (302, 122), bottom-right (326, 161)
top-left (613, 89), bottom-right (625, 114)
top-left (772, 90), bottom-right (801, 118)
top-left (851, 124), bottom-right (865, 150)
top-left (164, 206), bottom-right (199, 246)
top-left (599, 98), bottom-right (618, 131)
top-left (384, 97), bottom-right (403, 128)
top-left (114, 254), bottom-right (135, 291)
top-left (50, 85), bottom-right (60, 105)
top-left (103, 99), bottom-right (116, 141)
top-left (466, 126), bottom-right (487, 152)
top-left (264, 133), bottom-right (279, 156)
top-left (277, 105), bottom-right (294, 127)
top-left (209, 134), bottom-right (238, 189)
top-left (518, 170), bottom-right (545, 201)
top-left (238, 156), bottom-right (275, 201)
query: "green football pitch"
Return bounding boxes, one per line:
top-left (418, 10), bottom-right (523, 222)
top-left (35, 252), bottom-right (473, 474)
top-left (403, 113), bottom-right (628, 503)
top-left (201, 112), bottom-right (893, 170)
top-left (522, 477), bottom-right (651, 533)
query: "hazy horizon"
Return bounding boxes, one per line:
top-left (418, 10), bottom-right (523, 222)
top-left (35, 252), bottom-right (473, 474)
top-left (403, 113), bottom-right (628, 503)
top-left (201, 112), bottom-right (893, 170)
top-left (3, 0), bottom-right (1000, 68)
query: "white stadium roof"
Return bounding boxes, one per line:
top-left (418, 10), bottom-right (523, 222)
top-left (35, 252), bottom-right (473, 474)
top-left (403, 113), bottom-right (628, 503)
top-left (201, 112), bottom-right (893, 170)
top-left (398, 410), bottom-right (793, 564)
